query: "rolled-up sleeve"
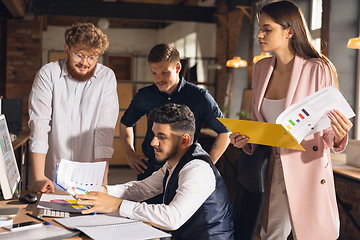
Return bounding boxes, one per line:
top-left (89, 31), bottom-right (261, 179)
top-left (202, 91), bottom-right (229, 134)
top-left (28, 66), bottom-right (54, 154)
top-left (120, 91), bottom-right (145, 128)
top-left (94, 70), bottom-right (119, 159)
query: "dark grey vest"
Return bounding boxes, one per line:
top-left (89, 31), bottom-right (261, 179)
top-left (163, 143), bottom-right (234, 240)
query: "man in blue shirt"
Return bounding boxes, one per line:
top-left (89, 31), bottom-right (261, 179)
top-left (120, 43), bottom-right (230, 184)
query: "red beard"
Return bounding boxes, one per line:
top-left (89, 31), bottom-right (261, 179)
top-left (66, 58), bottom-right (96, 82)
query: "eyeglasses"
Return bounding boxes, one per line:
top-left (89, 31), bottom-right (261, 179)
top-left (71, 52), bottom-right (98, 65)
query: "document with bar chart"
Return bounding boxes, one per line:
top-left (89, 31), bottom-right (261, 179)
top-left (55, 159), bottom-right (106, 196)
top-left (217, 85), bottom-right (355, 151)
top-left (275, 85), bottom-right (355, 143)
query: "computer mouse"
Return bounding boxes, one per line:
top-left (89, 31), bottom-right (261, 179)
top-left (18, 194), bottom-right (38, 204)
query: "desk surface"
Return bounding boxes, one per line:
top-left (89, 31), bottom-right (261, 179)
top-left (0, 191), bottom-right (88, 239)
top-left (0, 191), bottom-right (162, 240)
top-left (331, 153), bottom-right (360, 181)
top-left (12, 135), bottom-right (29, 150)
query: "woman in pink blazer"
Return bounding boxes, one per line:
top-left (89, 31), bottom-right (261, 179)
top-left (230, 1), bottom-right (353, 240)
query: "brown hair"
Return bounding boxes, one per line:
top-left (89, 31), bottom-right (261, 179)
top-left (148, 43), bottom-right (180, 64)
top-left (259, 0), bottom-right (338, 88)
top-left (65, 22), bottom-right (109, 55)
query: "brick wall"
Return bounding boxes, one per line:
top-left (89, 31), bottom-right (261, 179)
top-left (215, 0), bottom-right (244, 110)
top-left (0, 16), bottom-right (6, 97)
top-left (6, 18), bottom-right (42, 135)
top-left (213, 0), bottom-right (248, 202)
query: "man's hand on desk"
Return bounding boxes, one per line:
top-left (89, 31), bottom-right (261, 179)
top-left (76, 192), bottom-right (123, 214)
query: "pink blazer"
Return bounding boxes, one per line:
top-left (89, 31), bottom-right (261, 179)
top-left (244, 55), bottom-right (348, 240)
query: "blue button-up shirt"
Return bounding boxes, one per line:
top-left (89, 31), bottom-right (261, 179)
top-left (121, 77), bottom-right (229, 165)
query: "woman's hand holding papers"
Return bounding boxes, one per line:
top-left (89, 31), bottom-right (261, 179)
top-left (76, 192), bottom-right (123, 215)
top-left (328, 109), bottom-right (353, 145)
top-left (229, 132), bottom-right (249, 149)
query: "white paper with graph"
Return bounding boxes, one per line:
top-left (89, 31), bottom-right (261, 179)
top-left (56, 159), bottom-right (106, 195)
top-left (275, 85), bottom-right (355, 143)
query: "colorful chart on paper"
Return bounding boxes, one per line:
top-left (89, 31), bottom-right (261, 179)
top-left (38, 194), bottom-right (87, 213)
top-left (50, 198), bottom-right (88, 210)
top-left (285, 108), bottom-right (313, 131)
top-left (57, 159), bottom-right (106, 196)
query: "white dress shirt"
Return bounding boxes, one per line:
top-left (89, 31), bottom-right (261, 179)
top-left (106, 160), bottom-right (216, 231)
top-left (28, 59), bottom-right (119, 182)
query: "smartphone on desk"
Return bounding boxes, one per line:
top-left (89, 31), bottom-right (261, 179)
top-left (2, 221), bottom-right (43, 231)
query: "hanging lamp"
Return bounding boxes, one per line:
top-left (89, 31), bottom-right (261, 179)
top-left (347, 36), bottom-right (360, 49)
top-left (253, 52), bottom-right (272, 63)
top-left (226, 57), bottom-right (247, 68)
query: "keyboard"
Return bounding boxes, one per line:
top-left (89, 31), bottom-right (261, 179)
top-left (38, 208), bottom-right (70, 218)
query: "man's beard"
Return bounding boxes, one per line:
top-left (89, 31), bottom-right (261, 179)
top-left (154, 139), bottom-right (180, 165)
top-left (66, 58), bottom-right (96, 82)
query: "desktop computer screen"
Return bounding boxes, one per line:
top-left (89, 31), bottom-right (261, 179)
top-left (1, 99), bottom-right (23, 136)
top-left (0, 114), bottom-right (21, 200)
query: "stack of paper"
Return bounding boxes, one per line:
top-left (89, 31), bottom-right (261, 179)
top-left (55, 214), bottom-right (171, 240)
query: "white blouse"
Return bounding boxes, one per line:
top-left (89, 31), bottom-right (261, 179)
top-left (260, 98), bottom-right (285, 123)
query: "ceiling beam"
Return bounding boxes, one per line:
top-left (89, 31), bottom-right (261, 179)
top-left (2, 0), bottom-right (25, 17)
top-left (30, 0), bottom-right (216, 23)
top-left (45, 16), bottom-right (170, 29)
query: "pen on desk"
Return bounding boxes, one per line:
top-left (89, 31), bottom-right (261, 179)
top-left (26, 213), bottom-right (52, 225)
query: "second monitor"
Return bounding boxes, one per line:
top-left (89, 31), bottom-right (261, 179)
top-left (0, 114), bottom-right (21, 200)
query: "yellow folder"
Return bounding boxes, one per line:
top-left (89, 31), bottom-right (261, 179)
top-left (217, 118), bottom-right (305, 151)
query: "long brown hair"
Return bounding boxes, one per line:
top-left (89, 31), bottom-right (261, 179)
top-left (258, 0), bottom-right (338, 88)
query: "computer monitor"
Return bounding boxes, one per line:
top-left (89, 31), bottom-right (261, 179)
top-left (1, 99), bottom-right (23, 136)
top-left (0, 114), bottom-right (21, 200)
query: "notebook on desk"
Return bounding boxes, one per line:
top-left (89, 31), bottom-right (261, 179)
top-left (55, 214), bottom-right (171, 240)
top-left (37, 193), bottom-right (87, 214)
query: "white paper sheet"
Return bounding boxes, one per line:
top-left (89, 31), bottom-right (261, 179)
top-left (56, 159), bottom-right (106, 196)
top-left (77, 221), bottom-right (171, 240)
top-left (55, 214), bottom-right (140, 229)
top-left (275, 85), bottom-right (355, 143)
top-left (55, 214), bottom-right (171, 240)
top-left (0, 225), bottom-right (78, 240)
